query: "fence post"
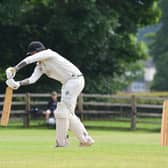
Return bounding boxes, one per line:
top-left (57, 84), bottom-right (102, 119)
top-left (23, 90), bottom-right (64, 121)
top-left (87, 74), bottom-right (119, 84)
top-left (130, 95), bottom-right (137, 130)
top-left (24, 93), bottom-right (31, 128)
top-left (78, 94), bottom-right (84, 120)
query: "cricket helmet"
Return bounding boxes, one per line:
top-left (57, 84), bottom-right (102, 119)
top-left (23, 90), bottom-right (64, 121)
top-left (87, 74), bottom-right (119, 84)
top-left (26, 41), bottom-right (46, 56)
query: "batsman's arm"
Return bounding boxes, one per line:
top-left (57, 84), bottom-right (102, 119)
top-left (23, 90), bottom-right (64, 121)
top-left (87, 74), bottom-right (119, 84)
top-left (15, 50), bottom-right (51, 72)
top-left (19, 65), bottom-right (43, 86)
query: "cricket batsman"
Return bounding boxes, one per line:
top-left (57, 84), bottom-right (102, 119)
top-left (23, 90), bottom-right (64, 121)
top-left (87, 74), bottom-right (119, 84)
top-left (5, 41), bottom-right (95, 147)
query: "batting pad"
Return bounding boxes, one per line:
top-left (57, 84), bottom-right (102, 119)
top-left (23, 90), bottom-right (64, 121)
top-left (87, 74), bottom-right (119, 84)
top-left (69, 114), bottom-right (90, 143)
top-left (54, 102), bottom-right (69, 147)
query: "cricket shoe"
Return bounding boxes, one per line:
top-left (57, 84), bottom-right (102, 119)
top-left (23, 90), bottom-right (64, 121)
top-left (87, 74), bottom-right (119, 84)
top-left (55, 142), bottom-right (69, 148)
top-left (80, 136), bottom-right (95, 147)
top-left (55, 135), bottom-right (69, 147)
top-left (55, 144), bottom-right (68, 148)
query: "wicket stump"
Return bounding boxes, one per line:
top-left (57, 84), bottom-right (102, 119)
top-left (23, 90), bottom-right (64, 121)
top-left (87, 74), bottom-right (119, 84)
top-left (160, 100), bottom-right (168, 146)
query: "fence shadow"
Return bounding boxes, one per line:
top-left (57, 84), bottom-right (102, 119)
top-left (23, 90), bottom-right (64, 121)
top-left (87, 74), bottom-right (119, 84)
top-left (85, 125), bottom-right (161, 133)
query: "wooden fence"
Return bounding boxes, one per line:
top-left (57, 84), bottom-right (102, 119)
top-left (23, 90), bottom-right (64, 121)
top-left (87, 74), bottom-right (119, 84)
top-left (79, 94), bottom-right (165, 130)
top-left (0, 93), bottom-right (166, 129)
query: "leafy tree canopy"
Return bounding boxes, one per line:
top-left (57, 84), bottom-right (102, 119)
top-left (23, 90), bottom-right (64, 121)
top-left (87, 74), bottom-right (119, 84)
top-left (0, 0), bottom-right (160, 93)
top-left (151, 0), bottom-right (168, 90)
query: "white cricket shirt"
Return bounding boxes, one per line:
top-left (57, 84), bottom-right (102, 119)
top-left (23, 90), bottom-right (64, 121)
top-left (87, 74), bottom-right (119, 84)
top-left (18, 49), bottom-right (82, 84)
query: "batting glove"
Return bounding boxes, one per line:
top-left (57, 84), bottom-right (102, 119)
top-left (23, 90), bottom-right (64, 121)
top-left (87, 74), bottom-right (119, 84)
top-left (6, 79), bottom-right (20, 90)
top-left (6, 67), bottom-right (16, 79)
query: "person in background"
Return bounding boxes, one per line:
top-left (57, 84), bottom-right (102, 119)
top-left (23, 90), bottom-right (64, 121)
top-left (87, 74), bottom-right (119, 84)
top-left (44, 91), bottom-right (57, 120)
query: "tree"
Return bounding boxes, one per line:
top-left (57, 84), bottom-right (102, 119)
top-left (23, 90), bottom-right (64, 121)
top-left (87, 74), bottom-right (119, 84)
top-left (0, 0), bottom-right (160, 93)
top-left (151, 0), bottom-right (168, 90)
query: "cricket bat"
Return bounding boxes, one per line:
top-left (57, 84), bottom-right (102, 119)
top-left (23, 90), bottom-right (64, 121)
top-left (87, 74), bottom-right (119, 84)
top-left (0, 87), bottom-right (13, 126)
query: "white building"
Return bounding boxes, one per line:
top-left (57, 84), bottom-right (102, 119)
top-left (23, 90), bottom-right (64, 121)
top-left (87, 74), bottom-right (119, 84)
top-left (127, 58), bottom-right (156, 92)
top-left (144, 58), bottom-right (156, 82)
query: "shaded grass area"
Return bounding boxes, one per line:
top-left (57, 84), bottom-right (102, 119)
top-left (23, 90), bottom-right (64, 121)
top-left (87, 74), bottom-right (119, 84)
top-left (83, 119), bottom-right (161, 133)
top-left (5, 118), bottom-right (161, 133)
top-left (0, 124), bottom-right (167, 168)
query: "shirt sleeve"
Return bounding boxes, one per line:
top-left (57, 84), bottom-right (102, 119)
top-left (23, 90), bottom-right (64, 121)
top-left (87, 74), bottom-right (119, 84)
top-left (15, 50), bottom-right (52, 71)
top-left (19, 64), bottom-right (43, 86)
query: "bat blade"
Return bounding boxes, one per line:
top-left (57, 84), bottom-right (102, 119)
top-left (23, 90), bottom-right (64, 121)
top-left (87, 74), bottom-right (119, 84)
top-left (0, 87), bottom-right (13, 126)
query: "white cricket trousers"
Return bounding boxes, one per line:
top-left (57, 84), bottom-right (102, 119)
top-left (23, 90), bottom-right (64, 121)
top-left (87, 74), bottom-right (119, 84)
top-left (61, 76), bottom-right (85, 114)
top-left (55, 76), bottom-right (94, 146)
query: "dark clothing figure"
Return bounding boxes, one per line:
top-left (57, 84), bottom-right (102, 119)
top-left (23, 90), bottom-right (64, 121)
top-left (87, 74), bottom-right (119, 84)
top-left (43, 91), bottom-right (58, 120)
top-left (47, 98), bottom-right (57, 112)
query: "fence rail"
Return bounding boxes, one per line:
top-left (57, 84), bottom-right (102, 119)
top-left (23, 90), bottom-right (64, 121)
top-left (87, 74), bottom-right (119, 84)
top-left (0, 93), bottom-right (166, 129)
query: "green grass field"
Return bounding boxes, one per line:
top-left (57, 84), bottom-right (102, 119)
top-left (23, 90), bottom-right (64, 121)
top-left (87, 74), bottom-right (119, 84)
top-left (0, 121), bottom-right (168, 168)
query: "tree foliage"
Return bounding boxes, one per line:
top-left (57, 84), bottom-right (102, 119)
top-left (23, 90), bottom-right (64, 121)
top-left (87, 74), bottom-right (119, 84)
top-left (151, 0), bottom-right (168, 90)
top-left (0, 0), bottom-right (160, 93)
